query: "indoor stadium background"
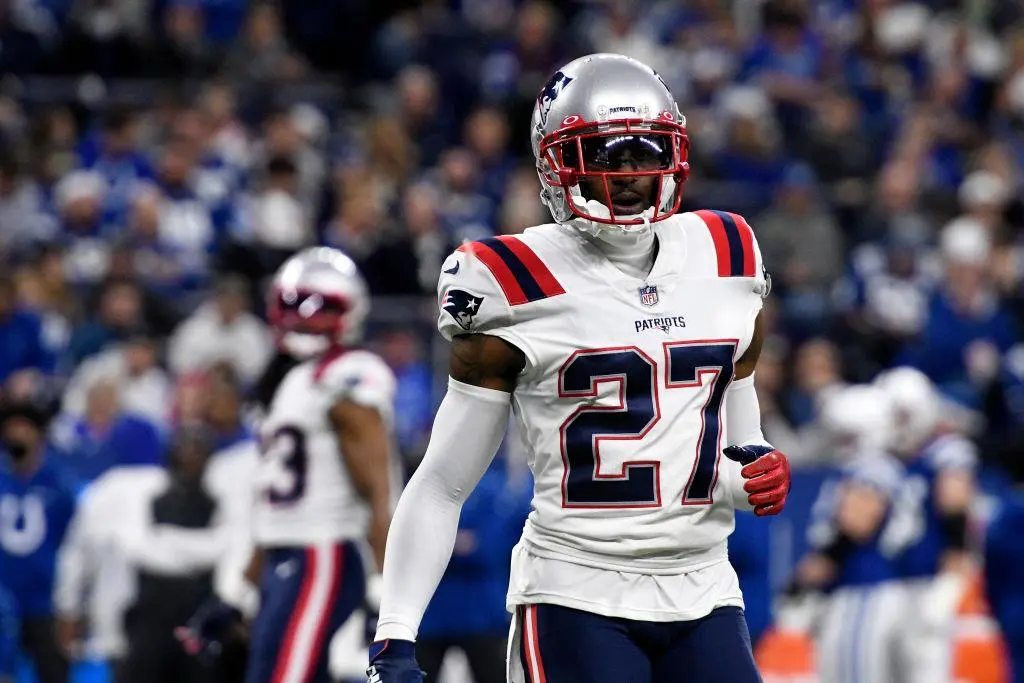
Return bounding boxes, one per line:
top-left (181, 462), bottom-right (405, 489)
top-left (0, 0), bottom-right (1022, 681)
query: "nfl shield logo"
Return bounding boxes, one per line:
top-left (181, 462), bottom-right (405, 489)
top-left (639, 285), bottom-right (659, 307)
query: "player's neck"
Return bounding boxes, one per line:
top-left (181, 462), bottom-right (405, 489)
top-left (587, 226), bottom-right (658, 279)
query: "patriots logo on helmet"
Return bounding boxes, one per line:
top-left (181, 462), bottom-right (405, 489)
top-left (442, 288), bottom-right (485, 331)
top-left (538, 71), bottom-right (574, 126)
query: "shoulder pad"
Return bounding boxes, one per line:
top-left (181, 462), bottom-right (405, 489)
top-left (315, 350), bottom-right (396, 417)
top-left (436, 235), bottom-right (564, 341)
top-left (690, 210), bottom-right (770, 296)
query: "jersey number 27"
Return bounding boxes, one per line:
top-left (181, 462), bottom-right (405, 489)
top-left (559, 341), bottom-right (736, 508)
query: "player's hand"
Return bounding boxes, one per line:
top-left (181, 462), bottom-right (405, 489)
top-left (723, 444), bottom-right (791, 516)
top-left (175, 597), bottom-right (244, 665)
top-left (367, 640), bottom-right (424, 683)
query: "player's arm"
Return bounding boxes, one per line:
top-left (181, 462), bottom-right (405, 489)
top-left (935, 458), bottom-right (976, 571)
top-left (331, 399), bottom-right (393, 571)
top-left (368, 333), bottom-right (521, 678)
top-left (722, 311), bottom-right (792, 516)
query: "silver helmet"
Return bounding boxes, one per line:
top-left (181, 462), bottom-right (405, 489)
top-left (531, 53), bottom-right (690, 229)
top-left (268, 246), bottom-right (369, 358)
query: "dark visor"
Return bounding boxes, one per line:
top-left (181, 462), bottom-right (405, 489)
top-left (575, 133), bottom-right (674, 172)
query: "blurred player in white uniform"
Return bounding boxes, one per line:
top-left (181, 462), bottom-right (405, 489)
top-left (184, 247), bottom-right (397, 683)
top-left (792, 385), bottom-right (912, 683)
top-left (368, 53), bottom-right (793, 683)
top-left (875, 366), bottom-right (977, 683)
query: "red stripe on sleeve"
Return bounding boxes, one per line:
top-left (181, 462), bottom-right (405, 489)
top-left (495, 235), bottom-right (565, 297)
top-left (462, 242), bottom-right (530, 306)
top-left (729, 212), bottom-right (757, 277)
top-left (694, 210), bottom-right (732, 277)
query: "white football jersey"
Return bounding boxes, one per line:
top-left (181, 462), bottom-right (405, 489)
top-left (437, 211), bottom-right (769, 620)
top-left (252, 349), bottom-right (397, 547)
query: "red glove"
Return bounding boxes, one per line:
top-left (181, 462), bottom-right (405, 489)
top-left (722, 445), bottom-right (791, 516)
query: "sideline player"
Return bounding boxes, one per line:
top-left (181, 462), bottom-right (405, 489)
top-left (793, 384), bottom-right (909, 683)
top-left (875, 366), bottom-right (977, 683)
top-left (368, 53), bottom-right (791, 683)
top-left (184, 247), bottom-right (397, 683)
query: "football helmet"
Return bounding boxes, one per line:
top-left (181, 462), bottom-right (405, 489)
top-left (873, 366), bottom-right (941, 456)
top-left (268, 247), bottom-right (369, 359)
top-left (531, 53), bottom-right (690, 229)
top-left (819, 384), bottom-right (896, 459)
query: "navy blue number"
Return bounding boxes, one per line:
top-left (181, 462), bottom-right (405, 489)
top-left (665, 342), bottom-right (736, 504)
top-left (558, 342), bottom-right (737, 508)
top-left (262, 426), bottom-right (308, 504)
top-left (559, 348), bottom-right (661, 508)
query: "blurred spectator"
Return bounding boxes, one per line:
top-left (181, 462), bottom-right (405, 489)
top-left (151, 0), bottom-right (218, 78)
top-left (153, 138), bottom-right (220, 285)
top-left (62, 331), bottom-right (172, 428)
top-left (62, 277), bottom-right (144, 367)
top-left (899, 217), bottom-right (1019, 410)
top-left (736, 2), bottom-right (822, 145)
top-left (0, 399), bottom-right (76, 683)
top-left (52, 375), bottom-right (164, 485)
top-left (53, 170), bottom-right (114, 287)
top-left (787, 338), bottom-right (844, 435)
top-left (430, 147), bottom-right (494, 244)
top-left (707, 89), bottom-right (789, 214)
top-left (77, 108), bottom-right (155, 223)
top-left (357, 182), bottom-right (453, 297)
top-left (223, 1), bottom-right (307, 83)
top-left (197, 82), bottom-right (250, 170)
top-left (393, 64), bottom-right (454, 168)
top-left (202, 362), bottom-right (252, 452)
top-left (53, 430), bottom-right (167, 671)
top-left (15, 246), bottom-right (79, 363)
top-left (754, 163), bottom-right (843, 336)
top-left (376, 328), bottom-right (432, 463)
top-left (833, 225), bottom-right (938, 377)
top-left (251, 106), bottom-right (327, 213)
top-left (122, 183), bottom-right (199, 298)
top-left (168, 274), bottom-right (273, 387)
top-left (0, 152), bottom-right (57, 256)
top-left (241, 155), bottom-right (313, 253)
top-left (463, 106), bottom-right (515, 206)
top-left (117, 427), bottom-right (218, 683)
top-left (0, 276), bottom-right (56, 391)
top-left (800, 92), bottom-right (875, 224)
top-left (59, 0), bottom-right (150, 77)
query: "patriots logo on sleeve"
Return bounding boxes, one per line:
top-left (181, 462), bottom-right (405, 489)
top-left (442, 288), bottom-right (485, 331)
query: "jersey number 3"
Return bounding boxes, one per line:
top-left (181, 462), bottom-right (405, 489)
top-left (559, 341), bottom-right (736, 508)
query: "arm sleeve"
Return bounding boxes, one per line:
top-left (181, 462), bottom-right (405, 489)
top-left (723, 374), bottom-right (773, 512)
top-left (53, 502), bottom-right (91, 618)
top-left (374, 377), bottom-right (511, 641)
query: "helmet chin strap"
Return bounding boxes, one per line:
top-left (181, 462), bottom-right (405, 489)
top-left (567, 196), bottom-right (658, 280)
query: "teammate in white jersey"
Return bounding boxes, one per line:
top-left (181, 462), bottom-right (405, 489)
top-left (185, 247), bottom-right (397, 683)
top-left (368, 54), bottom-right (792, 683)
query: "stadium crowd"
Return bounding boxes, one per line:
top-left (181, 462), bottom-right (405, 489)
top-left (0, 0), bottom-right (1023, 680)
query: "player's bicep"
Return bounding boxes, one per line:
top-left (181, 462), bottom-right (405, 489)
top-left (734, 310), bottom-right (765, 380)
top-left (331, 399), bottom-right (391, 503)
top-left (449, 334), bottom-right (525, 392)
top-left (836, 482), bottom-right (889, 542)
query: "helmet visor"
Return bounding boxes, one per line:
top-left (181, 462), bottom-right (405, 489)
top-left (576, 133), bottom-right (674, 173)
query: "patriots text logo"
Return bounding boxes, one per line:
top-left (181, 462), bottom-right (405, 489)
top-left (538, 71), bottom-right (574, 126)
top-left (442, 288), bottom-right (485, 331)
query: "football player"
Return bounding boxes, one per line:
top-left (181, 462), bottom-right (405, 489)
top-left (368, 53), bottom-right (791, 683)
top-left (875, 366), bottom-right (977, 683)
top-left (794, 384), bottom-right (910, 683)
top-left (185, 247), bottom-right (398, 683)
